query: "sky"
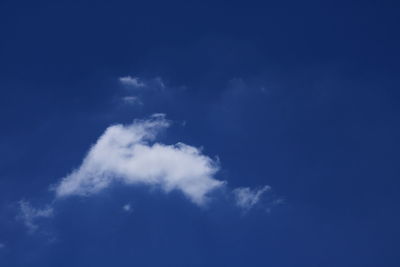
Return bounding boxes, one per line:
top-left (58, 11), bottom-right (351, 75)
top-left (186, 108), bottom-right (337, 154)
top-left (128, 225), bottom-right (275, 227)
top-left (1, 0), bottom-right (400, 266)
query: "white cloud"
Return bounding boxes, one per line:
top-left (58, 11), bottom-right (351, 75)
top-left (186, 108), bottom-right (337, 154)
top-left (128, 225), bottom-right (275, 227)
top-left (17, 200), bottom-right (53, 233)
top-left (233, 185), bottom-right (271, 210)
top-left (55, 114), bottom-right (225, 206)
top-left (0, 243), bottom-right (4, 249)
top-left (119, 76), bottom-right (146, 88)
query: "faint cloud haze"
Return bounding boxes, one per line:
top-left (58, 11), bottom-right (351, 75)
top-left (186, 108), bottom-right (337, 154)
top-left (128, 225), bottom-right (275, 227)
top-left (122, 96), bottom-right (142, 105)
top-left (123, 204), bottom-right (132, 212)
top-left (17, 200), bottom-right (53, 233)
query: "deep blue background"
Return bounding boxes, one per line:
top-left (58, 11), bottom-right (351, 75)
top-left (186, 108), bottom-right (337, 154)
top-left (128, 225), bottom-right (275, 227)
top-left (1, 0), bottom-right (400, 266)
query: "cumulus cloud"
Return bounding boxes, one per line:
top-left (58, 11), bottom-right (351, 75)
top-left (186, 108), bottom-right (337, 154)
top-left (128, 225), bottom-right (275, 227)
top-left (233, 185), bottom-right (271, 210)
top-left (55, 114), bottom-right (225, 206)
top-left (17, 200), bottom-right (53, 233)
top-left (119, 76), bottom-right (146, 88)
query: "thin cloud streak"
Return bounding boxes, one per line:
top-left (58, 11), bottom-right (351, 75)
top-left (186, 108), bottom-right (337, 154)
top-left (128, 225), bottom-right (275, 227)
top-left (233, 185), bottom-right (271, 210)
top-left (17, 200), bottom-right (53, 233)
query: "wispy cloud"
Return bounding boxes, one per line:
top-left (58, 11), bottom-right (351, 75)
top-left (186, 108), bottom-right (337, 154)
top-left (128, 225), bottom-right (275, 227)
top-left (17, 200), bottom-right (53, 233)
top-left (118, 76), bottom-right (166, 106)
top-left (119, 76), bottom-right (165, 90)
top-left (233, 185), bottom-right (271, 211)
top-left (122, 96), bottom-right (142, 105)
top-left (55, 114), bottom-right (225, 206)
top-left (119, 76), bottom-right (146, 88)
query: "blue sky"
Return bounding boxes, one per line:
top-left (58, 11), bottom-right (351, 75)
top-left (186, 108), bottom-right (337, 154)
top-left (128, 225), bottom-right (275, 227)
top-left (1, 0), bottom-right (400, 266)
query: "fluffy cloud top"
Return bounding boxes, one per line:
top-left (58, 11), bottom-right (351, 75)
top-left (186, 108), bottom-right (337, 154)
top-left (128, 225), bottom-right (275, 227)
top-left (55, 114), bottom-right (224, 205)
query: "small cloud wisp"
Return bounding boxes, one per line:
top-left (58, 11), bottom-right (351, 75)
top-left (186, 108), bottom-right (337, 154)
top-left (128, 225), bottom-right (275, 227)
top-left (17, 200), bottom-right (54, 233)
top-left (233, 185), bottom-right (271, 211)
